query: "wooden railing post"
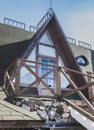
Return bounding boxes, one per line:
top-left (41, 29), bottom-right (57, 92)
top-left (87, 71), bottom-right (94, 100)
top-left (55, 67), bottom-right (61, 97)
top-left (87, 71), bottom-right (92, 99)
top-left (14, 59), bottom-right (21, 95)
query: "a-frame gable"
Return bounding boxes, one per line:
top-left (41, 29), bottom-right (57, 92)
top-left (22, 9), bottom-right (88, 97)
top-left (47, 14), bottom-right (88, 97)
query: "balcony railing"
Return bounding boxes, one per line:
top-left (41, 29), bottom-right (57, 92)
top-left (4, 18), bottom-right (26, 30)
top-left (67, 37), bottom-right (92, 50)
top-left (37, 8), bottom-right (54, 29)
top-left (4, 58), bottom-right (94, 99)
top-left (4, 58), bottom-right (94, 115)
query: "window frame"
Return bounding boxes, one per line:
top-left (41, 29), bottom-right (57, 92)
top-left (39, 55), bottom-right (56, 88)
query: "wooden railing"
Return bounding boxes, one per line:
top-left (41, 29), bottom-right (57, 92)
top-left (4, 58), bottom-right (94, 112)
top-left (37, 8), bottom-right (54, 29)
top-left (4, 17), bottom-right (26, 30)
top-left (64, 98), bottom-right (94, 122)
top-left (29, 25), bottom-right (38, 33)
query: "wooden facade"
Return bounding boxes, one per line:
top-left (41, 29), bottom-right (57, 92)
top-left (2, 9), bottom-right (92, 99)
top-left (0, 9), bottom-right (94, 129)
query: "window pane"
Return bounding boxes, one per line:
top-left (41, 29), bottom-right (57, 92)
top-left (41, 58), bottom-right (55, 88)
top-left (76, 56), bottom-right (88, 66)
top-left (48, 61), bottom-right (54, 69)
top-left (41, 69), bottom-right (47, 76)
top-left (20, 67), bottom-right (35, 84)
top-left (48, 72), bottom-right (54, 78)
top-left (41, 59), bottom-right (47, 69)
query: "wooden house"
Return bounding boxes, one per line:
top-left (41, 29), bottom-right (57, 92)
top-left (0, 9), bottom-right (89, 99)
top-left (0, 9), bottom-right (94, 130)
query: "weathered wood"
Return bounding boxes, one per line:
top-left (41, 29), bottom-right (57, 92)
top-left (17, 58), bottom-right (94, 79)
top-left (64, 98), bottom-right (94, 122)
top-left (63, 81), bottom-right (94, 97)
top-left (0, 120), bottom-right (44, 128)
top-left (60, 68), bottom-right (94, 113)
top-left (15, 60), bottom-right (21, 95)
top-left (6, 58), bottom-right (94, 100)
top-left (87, 71), bottom-right (94, 99)
top-left (5, 71), bottom-right (15, 91)
top-left (17, 94), bottom-right (57, 99)
top-left (87, 71), bottom-right (94, 75)
top-left (21, 66), bottom-right (55, 94)
top-left (6, 60), bottom-right (16, 71)
top-left (21, 61), bottom-right (57, 97)
top-left (56, 67), bottom-right (61, 97)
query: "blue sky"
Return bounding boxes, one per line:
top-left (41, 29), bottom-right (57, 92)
top-left (0, 0), bottom-right (94, 48)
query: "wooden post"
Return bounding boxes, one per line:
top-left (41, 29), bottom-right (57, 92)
top-left (63, 82), bottom-right (94, 97)
top-left (64, 98), bottom-right (94, 122)
top-left (60, 68), bottom-right (94, 113)
top-left (14, 59), bottom-right (21, 95)
top-left (87, 71), bottom-right (93, 99)
top-left (55, 67), bottom-right (61, 97)
top-left (21, 61), bottom-right (57, 97)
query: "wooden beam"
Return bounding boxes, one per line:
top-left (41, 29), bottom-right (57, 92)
top-left (17, 94), bottom-right (57, 99)
top-left (63, 81), bottom-right (94, 97)
top-left (15, 60), bottom-right (21, 95)
top-left (21, 67), bottom-right (55, 94)
top-left (60, 68), bottom-right (94, 113)
top-left (5, 71), bottom-right (15, 91)
top-left (0, 120), bottom-right (44, 129)
top-left (21, 61), bottom-right (57, 97)
top-left (56, 67), bottom-right (61, 97)
top-left (87, 71), bottom-right (93, 99)
top-left (18, 58), bottom-right (94, 79)
top-left (64, 98), bottom-right (94, 122)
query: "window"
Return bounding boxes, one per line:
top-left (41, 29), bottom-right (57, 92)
top-left (41, 58), bottom-right (55, 87)
top-left (76, 55), bottom-right (89, 66)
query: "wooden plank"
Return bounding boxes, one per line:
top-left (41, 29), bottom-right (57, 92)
top-left (5, 71), bottom-right (15, 91)
top-left (15, 60), bottom-right (21, 95)
top-left (20, 67), bottom-right (55, 94)
top-left (18, 58), bottom-right (94, 79)
top-left (0, 120), bottom-right (44, 128)
top-left (21, 61), bottom-right (57, 97)
top-left (17, 94), bottom-right (56, 99)
top-left (87, 71), bottom-right (93, 99)
top-left (56, 67), bottom-right (61, 97)
top-left (64, 98), bottom-right (94, 122)
top-left (63, 81), bottom-right (94, 97)
top-left (60, 68), bottom-right (94, 113)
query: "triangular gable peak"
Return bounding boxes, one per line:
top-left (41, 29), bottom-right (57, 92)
top-left (5, 9), bottom-right (88, 98)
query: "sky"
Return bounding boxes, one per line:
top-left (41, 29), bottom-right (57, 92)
top-left (0, 0), bottom-right (94, 49)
